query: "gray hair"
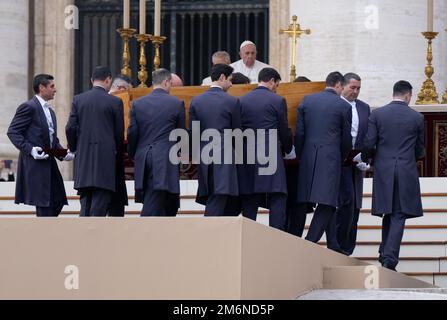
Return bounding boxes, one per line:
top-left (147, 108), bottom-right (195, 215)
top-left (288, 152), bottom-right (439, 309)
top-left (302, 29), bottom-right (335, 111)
top-left (152, 68), bottom-right (172, 85)
top-left (212, 51), bottom-right (231, 65)
top-left (344, 72), bottom-right (362, 83)
top-left (111, 75), bottom-right (132, 90)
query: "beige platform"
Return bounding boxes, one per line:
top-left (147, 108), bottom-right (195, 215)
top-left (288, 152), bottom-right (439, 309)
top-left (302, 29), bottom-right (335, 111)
top-left (0, 217), bottom-right (434, 299)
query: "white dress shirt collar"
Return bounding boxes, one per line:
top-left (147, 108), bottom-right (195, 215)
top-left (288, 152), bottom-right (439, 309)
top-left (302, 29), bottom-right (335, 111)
top-left (35, 95), bottom-right (48, 108)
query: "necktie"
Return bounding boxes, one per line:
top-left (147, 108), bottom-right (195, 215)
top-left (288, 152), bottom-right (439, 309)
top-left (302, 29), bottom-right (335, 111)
top-left (44, 103), bottom-right (55, 145)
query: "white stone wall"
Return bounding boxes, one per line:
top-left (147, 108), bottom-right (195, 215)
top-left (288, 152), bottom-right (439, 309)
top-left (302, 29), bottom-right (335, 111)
top-left (0, 1), bottom-right (29, 158)
top-left (289, 0), bottom-right (447, 107)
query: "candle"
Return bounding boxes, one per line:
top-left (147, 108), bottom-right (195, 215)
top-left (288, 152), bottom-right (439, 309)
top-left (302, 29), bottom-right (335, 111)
top-left (427, 0), bottom-right (434, 32)
top-left (123, 0), bottom-right (130, 29)
top-left (140, 0), bottom-right (146, 34)
top-left (154, 0), bottom-right (161, 36)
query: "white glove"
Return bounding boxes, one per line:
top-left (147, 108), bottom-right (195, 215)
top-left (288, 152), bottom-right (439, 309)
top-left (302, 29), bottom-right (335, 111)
top-left (353, 152), bottom-right (363, 163)
top-left (284, 146), bottom-right (297, 160)
top-left (356, 162), bottom-right (370, 172)
top-left (63, 150), bottom-right (75, 162)
top-left (30, 147), bottom-right (49, 160)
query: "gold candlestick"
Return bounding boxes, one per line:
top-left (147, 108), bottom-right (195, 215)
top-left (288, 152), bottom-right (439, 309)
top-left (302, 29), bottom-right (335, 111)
top-left (149, 35), bottom-right (167, 71)
top-left (279, 15), bottom-right (311, 83)
top-left (135, 34), bottom-right (151, 87)
top-left (442, 30), bottom-right (447, 104)
top-left (416, 31), bottom-right (440, 105)
top-left (117, 28), bottom-right (136, 78)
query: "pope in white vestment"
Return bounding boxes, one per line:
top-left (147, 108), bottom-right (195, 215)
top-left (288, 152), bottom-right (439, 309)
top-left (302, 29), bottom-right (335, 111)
top-left (230, 40), bottom-right (271, 84)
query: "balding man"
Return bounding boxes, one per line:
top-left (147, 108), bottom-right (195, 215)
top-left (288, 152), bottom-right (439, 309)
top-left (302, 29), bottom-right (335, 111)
top-left (171, 73), bottom-right (184, 87)
top-left (109, 74), bottom-right (132, 94)
top-left (230, 41), bottom-right (271, 84)
top-left (202, 51), bottom-right (231, 86)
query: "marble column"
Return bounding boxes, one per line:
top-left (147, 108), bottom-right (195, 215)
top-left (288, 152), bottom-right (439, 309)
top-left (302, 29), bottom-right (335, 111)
top-left (285, 0), bottom-right (447, 107)
top-left (0, 1), bottom-right (29, 159)
top-left (34, 0), bottom-right (75, 179)
top-left (269, 0), bottom-right (290, 80)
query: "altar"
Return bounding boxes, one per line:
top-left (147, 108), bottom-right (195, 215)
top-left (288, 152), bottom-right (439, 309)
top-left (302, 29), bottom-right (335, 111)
top-left (408, 104), bottom-right (447, 177)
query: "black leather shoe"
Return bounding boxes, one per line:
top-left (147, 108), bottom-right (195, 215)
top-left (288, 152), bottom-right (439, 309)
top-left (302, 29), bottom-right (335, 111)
top-left (382, 263), bottom-right (397, 272)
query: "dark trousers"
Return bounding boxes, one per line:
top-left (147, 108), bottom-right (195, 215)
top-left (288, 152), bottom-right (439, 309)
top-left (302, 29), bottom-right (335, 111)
top-left (36, 204), bottom-right (63, 217)
top-left (204, 165), bottom-right (239, 217)
top-left (80, 188), bottom-right (113, 217)
top-left (285, 202), bottom-right (307, 237)
top-left (379, 211), bottom-right (406, 270)
top-left (142, 189), bottom-right (179, 217)
top-left (326, 166), bottom-right (361, 255)
top-left (108, 197), bottom-right (125, 217)
top-left (379, 169), bottom-right (407, 270)
top-left (141, 151), bottom-right (179, 217)
top-left (305, 204), bottom-right (336, 243)
top-left (242, 193), bottom-right (287, 231)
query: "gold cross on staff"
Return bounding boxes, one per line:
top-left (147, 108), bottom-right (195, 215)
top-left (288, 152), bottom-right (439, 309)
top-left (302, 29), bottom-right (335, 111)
top-left (279, 15), bottom-right (311, 82)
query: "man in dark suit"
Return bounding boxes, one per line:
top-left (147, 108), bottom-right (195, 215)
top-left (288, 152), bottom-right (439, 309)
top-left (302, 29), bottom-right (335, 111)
top-left (325, 73), bottom-right (371, 254)
top-left (355, 80), bottom-right (425, 271)
top-left (295, 71), bottom-right (352, 244)
top-left (66, 66), bottom-right (125, 217)
top-left (127, 69), bottom-right (185, 216)
top-left (189, 64), bottom-right (241, 216)
top-left (7, 74), bottom-right (74, 217)
top-left (238, 68), bottom-right (293, 230)
top-left (108, 74), bottom-right (133, 217)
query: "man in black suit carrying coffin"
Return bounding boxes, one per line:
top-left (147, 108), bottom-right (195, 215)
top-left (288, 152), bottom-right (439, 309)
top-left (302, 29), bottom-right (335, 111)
top-left (189, 64), bottom-right (242, 216)
top-left (238, 68), bottom-right (293, 230)
top-left (325, 73), bottom-right (371, 254)
top-left (294, 71), bottom-right (352, 244)
top-left (355, 80), bottom-right (425, 271)
top-left (66, 66), bottom-right (125, 217)
top-left (7, 74), bottom-right (74, 217)
top-left (127, 69), bottom-right (186, 216)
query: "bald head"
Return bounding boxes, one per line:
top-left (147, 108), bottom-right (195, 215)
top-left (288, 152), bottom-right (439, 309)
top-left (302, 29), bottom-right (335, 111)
top-left (239, 41), bottom-right (257, 68)
top-left (171, 73), bottom-right (183, 87)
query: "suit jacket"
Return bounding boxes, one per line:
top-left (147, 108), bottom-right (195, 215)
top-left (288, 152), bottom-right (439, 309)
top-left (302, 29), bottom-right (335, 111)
top-left (238, 86), bottom-right (293, 195)
top-left (339, 99), bottom-right (371, 209)
top-left (295, 88), bottom-right (352, 207)
top-left (362, 101), bottom-right (425, 217)
top-left (66, 86), bottom-right (125, 192)
top-left (128, 88), bottom-right (186, 195)
top-left (189, 87), bottom-right (241, 198)
top-left (7, 96), bottom-right (67, 207)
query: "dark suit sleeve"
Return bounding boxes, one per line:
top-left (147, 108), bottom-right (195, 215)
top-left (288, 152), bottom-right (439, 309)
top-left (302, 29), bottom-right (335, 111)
top-left (127, 103), bottom-right (138, 158)
top-left (7, 103), bottom-right (35, 155)
top-left (361, 111), bottom-right (378, 163)
top-left (415, 114), bottom-right (425, 160)
top-left (114, 99), bottom-right (125, 154)
top-left (278, 98), bottom-right (292, 154)
top-left (65, 98), bottom-right (79, 152)
top-left (341, 105), bottom-right (352, 160)
top-left (295, 100), bottom-right (305, 159)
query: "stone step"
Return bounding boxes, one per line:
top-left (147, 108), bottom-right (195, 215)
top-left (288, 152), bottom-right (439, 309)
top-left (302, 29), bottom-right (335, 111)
top-left (359, 257), bottom-right (443, 273)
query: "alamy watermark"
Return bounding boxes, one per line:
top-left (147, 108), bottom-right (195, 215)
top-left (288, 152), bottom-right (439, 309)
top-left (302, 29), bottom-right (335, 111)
top-left (169, 121), bottom-right (279, 176)
top-left (64, 265), bottom-right (79, 290)
top-left (65, 5), bottom-right (79, 30)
